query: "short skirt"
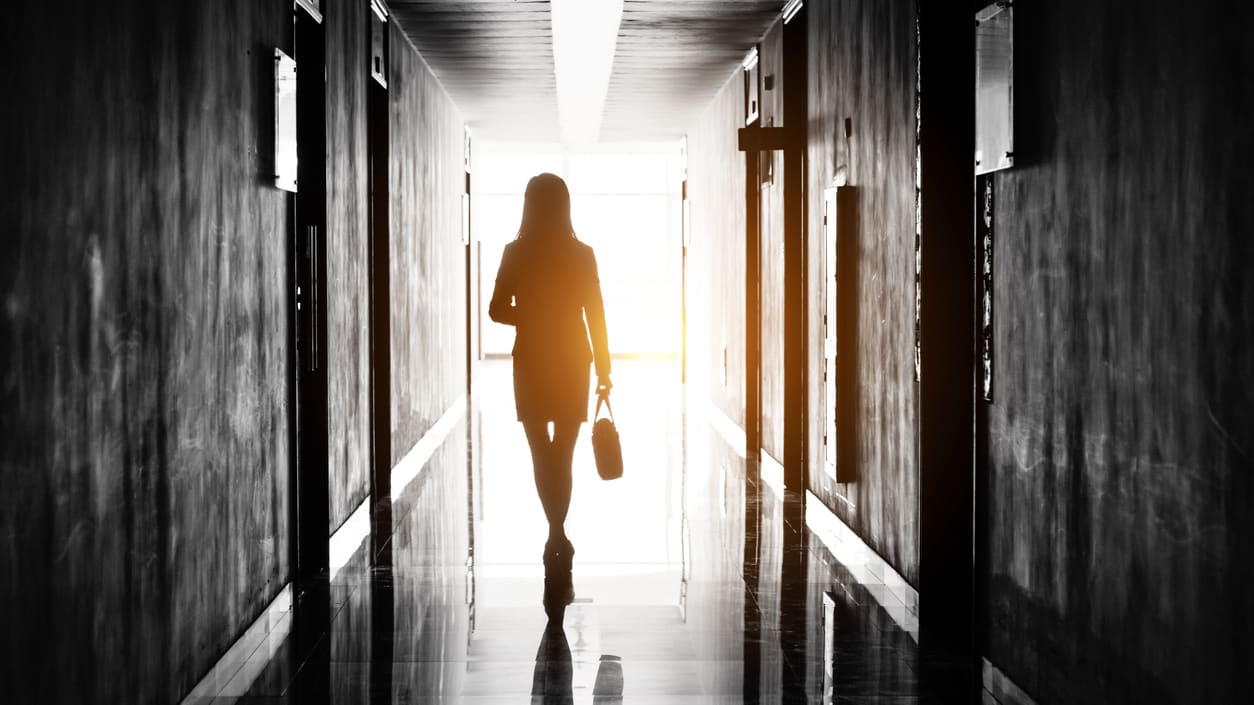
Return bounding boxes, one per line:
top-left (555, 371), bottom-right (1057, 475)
top-left (513, 356), bottom-right (591, 424)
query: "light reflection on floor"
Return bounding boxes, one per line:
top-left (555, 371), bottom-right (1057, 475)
top-left (194, 358), bottom-right (972, 704)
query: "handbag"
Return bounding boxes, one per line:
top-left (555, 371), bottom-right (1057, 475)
top-left (591, 393), bottom-right (623, 480)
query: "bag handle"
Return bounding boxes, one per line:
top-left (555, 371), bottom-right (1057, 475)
top-left (594, 391), bottom-right (614, 423)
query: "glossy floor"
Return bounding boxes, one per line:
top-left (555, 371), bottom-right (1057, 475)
top-left (192, 360), bottom-right (973, 703)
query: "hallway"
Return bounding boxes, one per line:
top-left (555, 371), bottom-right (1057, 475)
top-left (183, 360), bottom-right (968, 703)
top-left (4, 1), bottom-right (1253, 703)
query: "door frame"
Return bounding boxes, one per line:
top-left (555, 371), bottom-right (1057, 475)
top-left (290, 0), bottom-right (330, 585)
top-left (916, 1), bottom-right (977, 652)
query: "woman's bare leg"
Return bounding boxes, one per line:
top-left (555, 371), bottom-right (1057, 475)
top-left (522, 420), bottom-right (564, 541)
top-left (547, 421), bottom-right (581, 542)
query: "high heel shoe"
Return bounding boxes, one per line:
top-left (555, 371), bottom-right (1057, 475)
top-left (543, 572), bottom-right (575, 618)
top-left (543, 537), bottom-right (575, 572)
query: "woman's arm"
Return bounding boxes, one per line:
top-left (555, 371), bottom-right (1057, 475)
top-left (488, 245), bottom-right (520, 326)
top-left (584, 250), bottom-right (611, 384)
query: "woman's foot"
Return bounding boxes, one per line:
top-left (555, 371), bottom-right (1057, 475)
top-left (543, 536), bottom-right (575, 573)
top-left (543, 572), bottom-right (575, 619)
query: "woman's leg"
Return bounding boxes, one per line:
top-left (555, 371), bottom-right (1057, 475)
top-left (546, 421), bottom-right (581, 543)
top-left (522, 420), bottom-right (565, 540)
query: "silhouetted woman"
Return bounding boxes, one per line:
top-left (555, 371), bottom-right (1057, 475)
top-left (488, 172), bottom-right (611, 574)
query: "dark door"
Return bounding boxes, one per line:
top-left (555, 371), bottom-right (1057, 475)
top-left (742, 51), bottom-right (763, 462)
top-left (367, 1), bottom-right (392, 555)
top-left (291, 3), bottom-right (329, 584)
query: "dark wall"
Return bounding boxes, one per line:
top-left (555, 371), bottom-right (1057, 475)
top-left (687, 70), bottom-right (747, 427)
top-left (984, 1), bottom-right (1254, 701)
top-left (324, 0), bottom-right (371, 531)
top-left (804, 0), bottom-right (921, 583)
top-left (0, 2), bottom-right (469, 702)
top-left (690, 5), bottom-right (924, 589)
top-left (388, 26), bottom-right (467, 464)
top-left (0, 1), bottom-right (290, 702)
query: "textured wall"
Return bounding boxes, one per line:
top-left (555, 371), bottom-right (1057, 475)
top-left (388, 26), bottom-right (467, 464)
top-left (804, 0), bottom-right (920, 583)
top-left (325, 0), bottom-right (371, 531)
top-left (0, 1), bottom-right (291, 702)
top-left (984, 1), bottom-right (1253, 702)
top-left (686, 70), bottom-right (747, 427)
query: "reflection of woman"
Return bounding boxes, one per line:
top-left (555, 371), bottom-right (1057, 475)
top-left (531, 619), bottom-right (573, 705)
top-left (489, 173), bottom-right (612, 573)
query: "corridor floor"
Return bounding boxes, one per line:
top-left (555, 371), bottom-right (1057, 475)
top-left (194, 359), bottom-right (973, 703)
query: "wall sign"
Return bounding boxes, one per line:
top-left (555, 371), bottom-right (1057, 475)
top-left (975, 2), bottom-right (1013, 174)
top-left (274, 49), bottom-right (298, 192)
top-left (370, 1), bottom-right (388, 87)
top-left (743, 47), bottom-right (760, 126)
top-left (296, 0), bottom-right (322, 23)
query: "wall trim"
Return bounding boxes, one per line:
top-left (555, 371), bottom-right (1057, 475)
top-left (328, 498), bottom-right (371, 582)
top-left (179, 393), bottom-right (468, 704)
top-left (391, 394), bottom-right (467, 501)
top-left (704, 396), bottom-right (917, 641)
top-left (804, 489), bottom-right (920, 642)
top-left (178, 585), bottom-right (293, 702)
top-left (760, 449), bottom-right (784, 498)
top-left (707, 398), bottom-right (748, 459)
top-left (982, 658), bottom-right (1038, 705)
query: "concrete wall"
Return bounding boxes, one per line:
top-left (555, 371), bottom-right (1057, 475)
top-left (983, 1), bottom-right (1254, 701)
top-left (803, 0), bottom-right (921, 586)
top-left (0, 1), bottom-right (468, 701)
top-left (388, 25), bottom-right (467, 464)
top-left (687, 5), bottom-right (922, 583)
top-left (0, 2), bottom-right (290, 702)
top-left (664, 0), bottom-right (1252, 700)
top-left (325, 0), bottom-right (371, 531)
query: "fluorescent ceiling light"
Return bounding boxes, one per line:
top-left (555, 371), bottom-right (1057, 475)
top-left (551, 0), bottom-right (624, 146)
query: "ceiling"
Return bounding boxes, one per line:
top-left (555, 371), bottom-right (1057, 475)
top-left (387, 0), bottom-right (784, 144)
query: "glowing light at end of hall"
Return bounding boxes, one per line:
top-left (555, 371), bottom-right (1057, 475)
top-left (550, 0), bottom-right (624, 146)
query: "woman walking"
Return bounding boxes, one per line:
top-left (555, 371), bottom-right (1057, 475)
top-left (488, 172), bottom-right (612, 582)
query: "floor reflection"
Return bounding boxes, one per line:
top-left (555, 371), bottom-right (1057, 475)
top-left (207, 358), bottom-right (973, 703)
top-left (532, 616), bottom-right (574, 705)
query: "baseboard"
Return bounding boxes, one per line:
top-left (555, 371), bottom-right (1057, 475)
top-left (759, 449), bottom-right (784, 498)
top-left (328, 497), bottom-right (371, 582)
top-left (178, 584), bottom-right (293, 702)
top-left (391, 394), bottom-right (467, 501)
top-left (982, 658), bottom-right (1038, 705)
top-left (706, 399), bottom-right (747, 459)
top-left (804, 489), bottom-right (920, 642)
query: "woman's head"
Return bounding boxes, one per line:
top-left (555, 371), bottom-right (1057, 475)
top-left (518, 172), bottom-right (574, 240)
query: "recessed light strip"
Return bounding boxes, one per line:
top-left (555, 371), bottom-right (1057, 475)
top-left (742, 46), bottom-right (760, 71)
top-left (551, 0), bottom-right (625, 146)
top-left (782, 0), bottom-right (804, 24)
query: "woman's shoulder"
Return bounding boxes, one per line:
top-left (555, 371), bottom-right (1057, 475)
top-left (572, 239), bottom-right (596, 260)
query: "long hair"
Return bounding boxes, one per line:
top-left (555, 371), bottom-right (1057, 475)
top-left (517, 172), bottom-right (575, 240)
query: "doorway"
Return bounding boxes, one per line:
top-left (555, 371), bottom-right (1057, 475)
top-left (290, 1), bottom-right (329, 584)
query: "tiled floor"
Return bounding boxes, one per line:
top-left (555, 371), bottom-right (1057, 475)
top-left (189, 359), bottom-right (973, 703)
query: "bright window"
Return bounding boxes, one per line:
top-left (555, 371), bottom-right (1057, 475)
top-left (474, 146), bottom-right (683, 357)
